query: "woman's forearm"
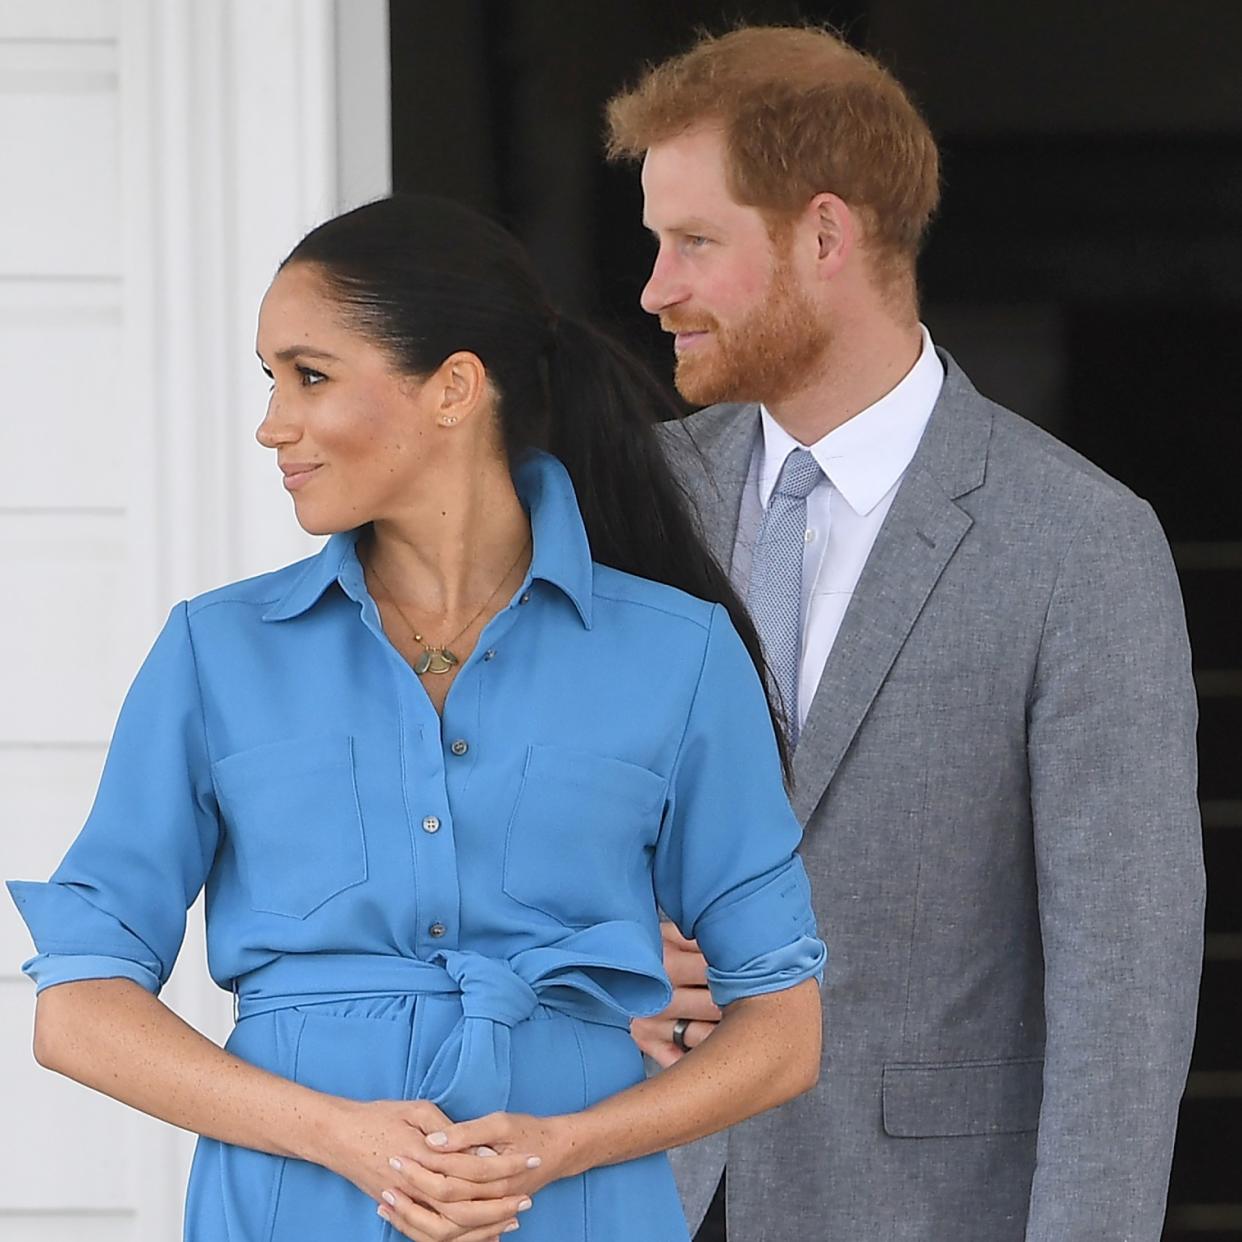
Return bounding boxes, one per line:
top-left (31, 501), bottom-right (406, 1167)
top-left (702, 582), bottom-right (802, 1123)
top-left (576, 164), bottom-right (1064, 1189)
top-left (36, 979), bottom-right (553, 1235)
top-left (34, 978), bottom-right (343, 1163)
top-left (558, 978), bottom-right (821, 1177)
top-left (38, 975), bottom-right (821, 1206)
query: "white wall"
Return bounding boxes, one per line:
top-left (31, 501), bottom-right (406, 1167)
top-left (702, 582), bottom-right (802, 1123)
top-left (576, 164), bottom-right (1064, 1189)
top-left (0, 2), bottom-right (389, 1237)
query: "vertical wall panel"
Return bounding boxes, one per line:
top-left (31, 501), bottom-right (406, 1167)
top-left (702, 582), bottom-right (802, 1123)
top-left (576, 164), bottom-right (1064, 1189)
top-left (0, 284), bottom-right (124, 510)
top-left (0, 42), bottom-right (120, 275)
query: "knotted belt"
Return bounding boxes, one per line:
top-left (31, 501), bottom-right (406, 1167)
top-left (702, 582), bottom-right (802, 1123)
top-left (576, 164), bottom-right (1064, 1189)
top-left (233, 921), bottom-right (671, 1120)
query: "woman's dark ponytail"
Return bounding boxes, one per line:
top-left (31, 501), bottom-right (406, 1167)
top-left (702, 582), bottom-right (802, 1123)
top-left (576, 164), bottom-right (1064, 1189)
top-left (542, 315), bottom-right (793, 780)
top-left (282, 194), bottom-right (791, 777)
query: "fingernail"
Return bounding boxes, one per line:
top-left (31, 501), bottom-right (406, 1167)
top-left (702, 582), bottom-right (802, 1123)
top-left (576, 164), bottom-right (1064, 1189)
top-left (381, 1191), bottom-right (396, 1206)
top-left (377, 1206), bottom-right (390, 1220)
top-left (525, 1155), bottom-right (542, 1169)
top-left (505, 1225), bottom-right (520, 1234)
top-left (518, 1197), bottom-right (533, 1211)
top-left (426, 1131), bottom-right (448, 1147)
top-left (388, 1157), bottom-right (403, 1171)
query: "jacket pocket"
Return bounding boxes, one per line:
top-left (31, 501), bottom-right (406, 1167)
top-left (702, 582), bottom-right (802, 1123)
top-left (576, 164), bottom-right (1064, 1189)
top-left (213, 735), bottom-right (367, 919)
top-left (503, 743), bottom-right (667, 927)
top-left (882, 1057), bottom-right (1044, 1137)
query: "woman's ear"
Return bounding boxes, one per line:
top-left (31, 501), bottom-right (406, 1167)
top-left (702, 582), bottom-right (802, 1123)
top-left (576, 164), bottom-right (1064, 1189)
top-left (419, 351), bottom-right (489, 428)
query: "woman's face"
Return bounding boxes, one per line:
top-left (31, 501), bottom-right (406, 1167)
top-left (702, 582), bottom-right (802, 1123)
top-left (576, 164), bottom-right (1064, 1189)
top-left (255, 262), bottom-right (439, 535)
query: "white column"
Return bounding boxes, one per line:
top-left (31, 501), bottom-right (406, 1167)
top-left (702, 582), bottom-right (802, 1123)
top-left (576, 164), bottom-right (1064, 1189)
top-left (121, 5), bottom-right (391, 1235)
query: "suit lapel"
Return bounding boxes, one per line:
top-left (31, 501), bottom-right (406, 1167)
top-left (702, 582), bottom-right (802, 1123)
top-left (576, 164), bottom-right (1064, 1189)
top-left (790, 355), bottom-right (993, 825)
top-left (670, 402), bottom-right (759, 571)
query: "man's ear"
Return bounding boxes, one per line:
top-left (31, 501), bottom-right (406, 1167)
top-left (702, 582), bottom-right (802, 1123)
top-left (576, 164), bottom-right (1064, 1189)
top-left (806, 192), bottom-right (855, 279)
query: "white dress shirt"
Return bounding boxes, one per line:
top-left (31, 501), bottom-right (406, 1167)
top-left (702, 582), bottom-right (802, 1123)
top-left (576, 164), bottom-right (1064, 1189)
top-left (730, 325), bottom-right (944, 731)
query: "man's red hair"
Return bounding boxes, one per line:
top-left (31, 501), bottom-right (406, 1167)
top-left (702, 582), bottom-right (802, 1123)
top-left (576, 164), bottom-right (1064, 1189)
top-left (606, 26), bottom-right (941, 286)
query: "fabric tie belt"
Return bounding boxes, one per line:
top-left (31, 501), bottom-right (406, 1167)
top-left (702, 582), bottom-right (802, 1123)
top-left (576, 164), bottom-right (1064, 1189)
top-left (233, 921), bottom-right (671, 1120)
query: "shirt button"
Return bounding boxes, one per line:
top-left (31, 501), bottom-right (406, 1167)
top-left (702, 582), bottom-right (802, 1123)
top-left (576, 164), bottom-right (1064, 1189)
top-left (422, 815), bottom-right (441, 834)
top-left (450, 738), bottom-right (469, 756)
top-left (519, 592), bottom-right (531, 605)
top-left (429, 922), bottom-right (447, 938)
top-left (804, 527), bottom-right (817, 544)
top-left (483, 649), bottom-right (496, 661)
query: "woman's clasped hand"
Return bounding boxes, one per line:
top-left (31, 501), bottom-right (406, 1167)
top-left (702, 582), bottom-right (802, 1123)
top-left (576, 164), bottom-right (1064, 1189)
top-left (328, 1097), bottom-right (558, 1241)
top-left (325, 1102), bottom-right (558, 1237)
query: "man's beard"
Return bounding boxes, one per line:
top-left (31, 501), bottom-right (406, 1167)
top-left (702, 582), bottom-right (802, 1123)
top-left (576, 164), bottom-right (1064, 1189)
top-left (663, 259), bottom-right (828, 407)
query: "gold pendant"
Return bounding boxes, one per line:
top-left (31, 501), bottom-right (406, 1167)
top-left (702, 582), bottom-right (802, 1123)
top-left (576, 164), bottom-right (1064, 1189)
top-left (414, 646), bottom-right (459, 676)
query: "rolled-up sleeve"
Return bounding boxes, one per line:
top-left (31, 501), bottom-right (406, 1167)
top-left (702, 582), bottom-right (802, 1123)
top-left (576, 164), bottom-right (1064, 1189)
top-left (7, 602), bottom-right (219, 994)
top-left (653, 605), bottom-right (826, 1008)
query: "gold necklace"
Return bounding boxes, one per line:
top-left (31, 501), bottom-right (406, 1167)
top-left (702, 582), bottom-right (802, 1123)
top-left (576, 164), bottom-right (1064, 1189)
top-left (368, 536), bottom-right (531, 676)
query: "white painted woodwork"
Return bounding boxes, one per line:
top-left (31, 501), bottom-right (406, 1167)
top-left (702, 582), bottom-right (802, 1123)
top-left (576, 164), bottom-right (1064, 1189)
top-left (1, 1217), bottom-right (134, 1242)
top-left (0, 42), bottom-right (120, 275)
top-left (0, 514), bottom-right (132, 745)
top-left (0, 1), bottom-right (391, 1237)
top-left (0, 282), bottom-right (125, 510)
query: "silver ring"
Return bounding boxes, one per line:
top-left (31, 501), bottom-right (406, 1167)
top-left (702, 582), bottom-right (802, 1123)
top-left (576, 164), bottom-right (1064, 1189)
top-left (671, 1017), bottom-right (691, 1053)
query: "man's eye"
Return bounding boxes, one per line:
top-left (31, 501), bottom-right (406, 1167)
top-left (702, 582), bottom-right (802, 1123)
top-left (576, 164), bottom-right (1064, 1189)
top-left (297, 366), bottom-right (327, 386)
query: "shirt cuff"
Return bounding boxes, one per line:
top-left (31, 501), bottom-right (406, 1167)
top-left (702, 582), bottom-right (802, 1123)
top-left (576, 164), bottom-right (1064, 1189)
top-left (22, 952), bottom-right (162, 995)
top-left (706, 936), bottom-right (826, 1007)
top-left (692, 860), bottom-right (827, 1006)
top-left (7, 879), bottom-right (165, 984)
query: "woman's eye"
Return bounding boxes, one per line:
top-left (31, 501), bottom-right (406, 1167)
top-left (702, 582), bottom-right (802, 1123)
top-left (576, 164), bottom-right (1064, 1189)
top-left (685, 235), bottom-right (710, 249)
top-left (297, 366), bottom-right (327, 386)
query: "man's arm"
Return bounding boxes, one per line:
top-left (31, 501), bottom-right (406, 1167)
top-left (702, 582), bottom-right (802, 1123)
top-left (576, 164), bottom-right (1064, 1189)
top-left (631, 921), bottom-right (720, 1067)
top-left (1025, 490), bottom-right (1204, 1241)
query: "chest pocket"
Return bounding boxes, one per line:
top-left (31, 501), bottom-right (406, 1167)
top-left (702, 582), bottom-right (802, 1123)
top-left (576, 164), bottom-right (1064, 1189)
top-left (503, 744), bottom-right (667, 928)
top-left (213, 735), bottom-right (368, 919)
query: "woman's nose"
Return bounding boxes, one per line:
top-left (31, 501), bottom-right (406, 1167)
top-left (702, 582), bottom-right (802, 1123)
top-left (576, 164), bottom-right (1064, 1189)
top-left (255, 397), bottom-right (298, 449)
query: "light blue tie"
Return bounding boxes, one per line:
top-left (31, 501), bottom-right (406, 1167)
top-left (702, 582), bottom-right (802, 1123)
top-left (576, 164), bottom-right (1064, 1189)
top-left (747, 448), bottom-right (823, 745)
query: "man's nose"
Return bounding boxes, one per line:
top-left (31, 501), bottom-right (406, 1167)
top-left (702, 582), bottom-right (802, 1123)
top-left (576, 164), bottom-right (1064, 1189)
top-left (639, 249), bottom-right (686, 316)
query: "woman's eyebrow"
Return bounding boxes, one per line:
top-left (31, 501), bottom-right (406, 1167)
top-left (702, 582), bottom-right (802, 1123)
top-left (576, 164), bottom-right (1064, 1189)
top-left (266, 346), bottom-right (341, 363)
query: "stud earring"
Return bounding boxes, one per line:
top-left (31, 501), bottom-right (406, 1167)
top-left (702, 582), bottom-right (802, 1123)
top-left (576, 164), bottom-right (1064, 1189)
top-left (438, 414), bottom-right (459, 427)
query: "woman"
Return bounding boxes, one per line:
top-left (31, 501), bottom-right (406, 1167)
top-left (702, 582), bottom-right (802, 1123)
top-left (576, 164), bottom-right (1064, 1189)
top-left (8, 195), bottom-right (824, 1242)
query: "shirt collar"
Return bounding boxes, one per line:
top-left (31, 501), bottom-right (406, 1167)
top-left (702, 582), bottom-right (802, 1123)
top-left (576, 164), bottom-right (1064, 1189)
top-left (514, 450), bottom-right (595, 627)
top-left (262, 450), bottom-right (594, 628)
top-left (757, 324), bottom-right (944, 517)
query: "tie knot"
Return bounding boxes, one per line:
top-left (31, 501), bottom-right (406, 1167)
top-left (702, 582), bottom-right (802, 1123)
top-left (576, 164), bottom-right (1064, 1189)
top-left (773, 448), bottom-right (823, 502)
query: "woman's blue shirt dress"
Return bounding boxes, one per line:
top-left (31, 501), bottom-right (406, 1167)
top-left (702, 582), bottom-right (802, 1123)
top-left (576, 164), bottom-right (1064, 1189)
top-left (9, 451), bottom-right (825, 1242)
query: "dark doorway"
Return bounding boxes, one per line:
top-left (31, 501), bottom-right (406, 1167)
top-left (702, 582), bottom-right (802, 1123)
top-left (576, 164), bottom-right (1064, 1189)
top-left (390, 4), bottom-right (1242, 1236)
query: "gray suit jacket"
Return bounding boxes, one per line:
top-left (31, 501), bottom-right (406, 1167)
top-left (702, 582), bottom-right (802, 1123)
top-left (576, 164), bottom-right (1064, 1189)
top-left (658, 354), bottom-right (1204, 1242)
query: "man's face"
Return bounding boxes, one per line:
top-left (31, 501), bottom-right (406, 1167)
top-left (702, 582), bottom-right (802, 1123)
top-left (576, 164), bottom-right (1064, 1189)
top-left (640, 126), bottom-right (827, 406)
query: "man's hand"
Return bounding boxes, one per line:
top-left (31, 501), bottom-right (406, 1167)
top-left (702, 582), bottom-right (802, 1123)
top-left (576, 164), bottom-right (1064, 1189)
top-left (631, 921), bottom-right (721, 1068)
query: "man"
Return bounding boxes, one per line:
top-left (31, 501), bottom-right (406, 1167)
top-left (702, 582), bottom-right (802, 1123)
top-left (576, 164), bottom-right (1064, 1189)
top-left (606, 25), bottom-right (1204, 1242)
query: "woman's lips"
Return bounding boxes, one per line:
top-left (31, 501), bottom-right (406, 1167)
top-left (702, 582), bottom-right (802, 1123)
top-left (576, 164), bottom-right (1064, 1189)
top-left (281, 464), bottom-right (322, 491)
